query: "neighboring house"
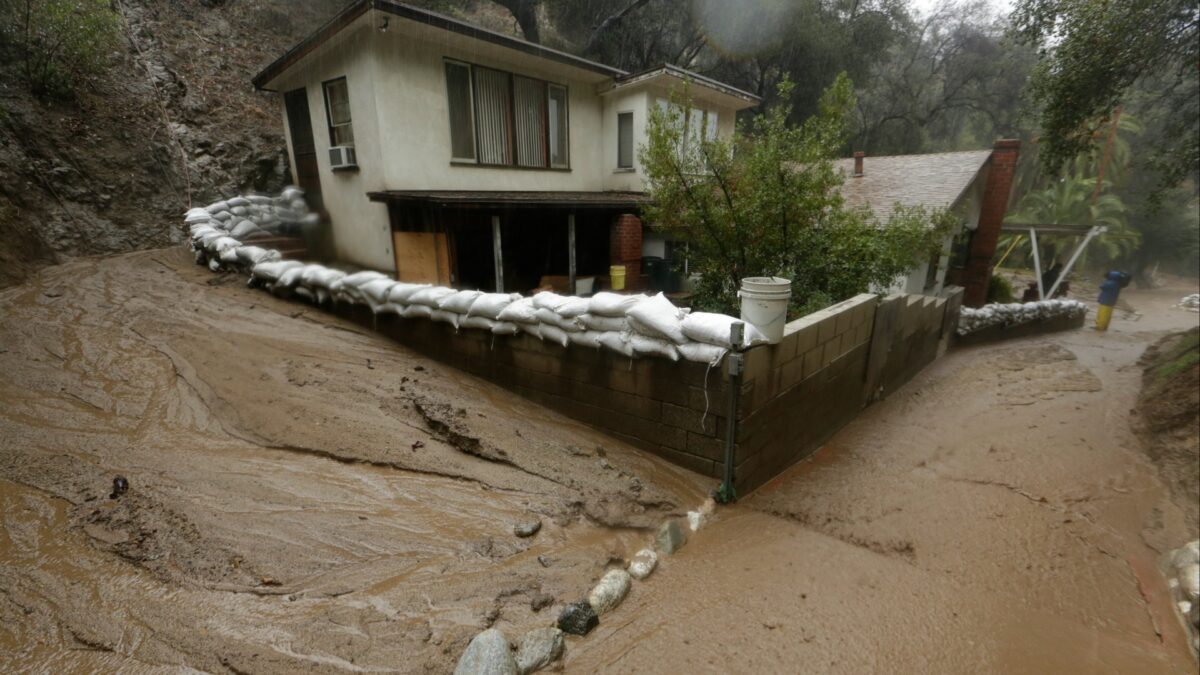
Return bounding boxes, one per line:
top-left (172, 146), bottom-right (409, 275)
top-left (252, 0), bottom-right (759, 293)
top-left (834, 140), bottom-right (1020, 306)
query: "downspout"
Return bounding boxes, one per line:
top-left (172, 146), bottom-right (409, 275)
top-left (716, 322), bottom-right (744, 504)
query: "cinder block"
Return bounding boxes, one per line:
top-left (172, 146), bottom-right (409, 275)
top-left (663, 401), bottom-right (719, 435)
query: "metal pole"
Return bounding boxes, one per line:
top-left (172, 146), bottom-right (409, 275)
top-left (568, 213), bottom-right (577, 295)
top-left (492, 215), bottom-right (504, 293)
top-left (1029, 228), bottom-right (1044, 301)
top-left (1047, 226), bottom-right (1104, 299)
top-left (718, 321), bottom-right (744, 504)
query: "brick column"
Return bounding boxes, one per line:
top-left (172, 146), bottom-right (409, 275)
top-left (610, 213), bottom-right (643, 285)
top-left (962, 139), bottom-right (1020, 307)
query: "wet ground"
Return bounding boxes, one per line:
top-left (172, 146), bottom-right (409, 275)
top-left (2, 251), bottom-right (1197, 673)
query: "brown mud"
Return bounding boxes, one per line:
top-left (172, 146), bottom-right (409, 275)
top-left (0, 249), bottom-right (707, 673)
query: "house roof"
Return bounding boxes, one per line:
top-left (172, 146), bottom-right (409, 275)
top-left (834, 150), bottom-right (992, 223)
top-left (253, 0), bottom-right (627, 90)
top-left (367, 190), bottom-right (651, 210)
top-left (605, 64), bottom-right (761, 107)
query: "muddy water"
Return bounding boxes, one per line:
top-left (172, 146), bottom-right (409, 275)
top-left (565, 283), bottom-right (1199, 673)
top-left (0, 250), bottom-right (706, 672)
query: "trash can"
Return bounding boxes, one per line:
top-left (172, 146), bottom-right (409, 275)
top-left (641, 256), bottom-right (668, 291)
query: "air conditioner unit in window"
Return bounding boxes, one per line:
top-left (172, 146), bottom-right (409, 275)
top-left (329, 145), bottom-right (357, 170)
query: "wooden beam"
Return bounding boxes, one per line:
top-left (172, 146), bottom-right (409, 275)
top-left (492, 215), bottom-right (504, 292)
top-left (568, 213), bottom-right (576, 295)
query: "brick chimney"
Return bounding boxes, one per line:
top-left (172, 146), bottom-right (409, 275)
top-left (961, 139), bottom-right (1020, 308)
top-left (853, 151), bottom-right (864, 177)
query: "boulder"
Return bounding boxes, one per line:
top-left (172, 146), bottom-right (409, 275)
top-left (1180, 563), bottom-right (1200, 602)
top-left (587, 569), bottom-right (631, 615)
top-left (453, 628), bottom-right (517, 675)
top-left (628, 548), bottom-right (657, 580)
top-left (654, 519), bottom-right (687, 554)
top-left (514, 627), bottom-right (563, 674)
top-left (556, 601), bottom-right (598, 636)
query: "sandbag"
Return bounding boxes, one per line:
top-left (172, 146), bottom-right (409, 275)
top-left (218, 247), bottom-right (240, 264)
top-left (277, 265), bottom-right (306, 288)
top-left (532, 291), bottom-right (571, 312)
top-left (589, 292), bottom-right (646, 317)
top-left (598, 331), bottom-right (635, 358)
top-left (631, 334), bottom-right (680, 360)
top-left (578, 313), bottom-right (629, 332)
top-left (386, 282), bottom-right (431, 304)
top-left (568, 330), bottom-right (604, 349)
top-left (540, 324), bottom-right (570, 348)
top-left (678, 341), bottom-right (728, 366)
top-left (459, 315), bottom-right (497, 331)
top-left (227, 196), bottom-right (250, 207)
top-left (497, 297), bottom-right (538, 324)
top-left (556, 297), bottom-right (591, 317)
top-left (230, 219), bottom-right (262, 239)
top-left (467, 292), bottom-right (520, 319)
top-left (401, 304), bottom-right (433, 319)
top-left (680, 312), bottom-right (769, 349)
top-left (359, 278), bottom-right (396, 305)
top-left (533, 307), bottom-right (582, 332)
top-left (430, 309), bottom-right (461, 328)
top-left (235, 246), bottom-right (278, 265)
top-left (437, 290), bottom-right (483, 314)
top-left (211, 236), bottom-right (241, 253)
top-left (491, 321), bottom-right (520, 335)
top-left (627, 293), bottom-right (687, 344)
top-left (304, 267), bottom-right (346, 291)
top-left (408, 286), bottom-right (456, 308)
top-left (205, 199), bottom-right (229, 213)
top-left (340, 271), bottom-right (388, 289)
top-left (519, 322), bottom-right (543, 339)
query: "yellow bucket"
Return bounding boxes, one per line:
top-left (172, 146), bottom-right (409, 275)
top-left (609, 265), bottom-right (627, 291)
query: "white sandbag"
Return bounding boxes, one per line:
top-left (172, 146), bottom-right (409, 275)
top-left (627, 293), bottom-right (687, 344)
top-left (497, 297), bottom-right (538, 324)
top-left (430, 309), bottom-right (461, 328)
top-left (248, 194), bottom-right (273, 205)
top-left (534, 307), bottom-right (583, 332)
top-left (205, 199), bottom-right (229, 213)
top-left (185, 211), bottom-right (211, 225)
top-left (437, 290), bottom-right (483, 314)
top-left (294, 286), bottom-right (315, 301)
top-left (408, 286), bottom-right (456, 308)
top-left (231, 206), bottom-right (248, 216)
top-left (589, 292), bottom-right (646, 317)
top-left (230, 219), bottom-right (262, 239)
top-left (459, 315), bottom-right (497, 331)
top-left (677, 341), bottom-right (728, 366)
top-left (340, 271), bottom-right (388, 289)
top-left (304, 267), bottom-right (346, 290)
top-left (557, 297), bottom-right (591, 317)
top-left (631, 334), bottom-right (680, 360)
top-left (219, 247), bottom-right (240, 264)
top-left (207, 258), bottom-right (221, 272)
top-left (212, 210), bottom-right (233, 222)
top-left (227, 196), bottom-right (250, 208)
top-left (277, 265), bottom-right (306, 288)
top-left (519, 322), bottom-right (543, 340)
top-left (211, 236), bottom-right (240, 253)
top-left (386, 282), bottom-right (431, 305)
top-left (359, 278), bottom-right (396, 305)
top-left (568, 330), bottom-right (604, 349)
top-left (235, 246), bottom-right (279, 265)
top-left (681, 312), bottom-right (769, 349)
top-left (532, 291), bottom-right (571, 312)
top-left (401, 304), bottom-right (433, 319)
top-left (579, 313), bottom-right (630, 332)
top-left (598, 331), bottom-right (635, 358)
top-left (491, 321), bottom-right (520, 335)
top-left (467, 292), bottom-right (520, 319)
top-left (376, 301), bottom-right (405, 316)
top-left (540, 324), bottom-right (570, 348)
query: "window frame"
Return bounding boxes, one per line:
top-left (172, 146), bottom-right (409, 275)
top-left (321, 76), bottom-right (354, 148)
top-left (444, 59), bottom-right (478, 162)
top-left (443, 58), bottom-right (571, 171)
top-left (616, 110), bottom-right (634, 170)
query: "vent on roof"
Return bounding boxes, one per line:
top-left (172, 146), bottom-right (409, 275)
top-left (853, 151), bottom-right (864, 177)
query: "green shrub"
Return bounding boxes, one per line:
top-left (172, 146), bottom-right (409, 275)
top-left (0, 0), bottom-right (120, 98)
top-left (987, 274), bottom-right (1015, 303)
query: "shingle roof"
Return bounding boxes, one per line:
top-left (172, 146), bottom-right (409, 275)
top-left (834, 150), bottom-right (992, 223)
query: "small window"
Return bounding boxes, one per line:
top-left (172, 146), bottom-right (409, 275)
top-left (548, 84), bottom-right (569, 168)
top-left (322, 78), bottom-right (354, 146)
top-left (445, 61), bottom-right (476, 161)
top-left (617, 112), bottom-right (633, 169)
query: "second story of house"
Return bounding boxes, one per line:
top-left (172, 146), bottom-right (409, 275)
top-left (252, 0), bottom-right (760, 198)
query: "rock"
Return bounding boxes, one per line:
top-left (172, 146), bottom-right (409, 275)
top-left (587, 569), bottom-right (632, 615)
top-left (537, 555), bottom-right (552, 568)
top-left (1172, 540), bottom-right (1200, 569)
top-left (598, 458), bottom-right (613, 471)
top-left (110, 475), bottom-right (129, 500)
top-left (628, 548), bottom-right (657, 580)
top-left (698, 497), bottom-right (716, 517)
top-left (514, 519), bottom-right (541, 538)
top-left (514, 627), bottom-right (563, 674)
top-left (556, 601), bottom-right (598, 636)
top-left (453, 628), bottom-right (516, 675)
top-left (654, 519), bottom-right (687, 554)
top-left (530, 592), bottom-right (553, 612)
top-left (1180, 563), bottom-right (1200, 601)
top-left (687, 510), bottom-right (706, 532)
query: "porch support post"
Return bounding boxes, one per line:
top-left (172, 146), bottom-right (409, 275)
top-left (1029, 227), bottom-right (1044, 301)
top-left (492, 215), bottom-right (504, 293)
top-left (1047, 225), bottom-right (1104, 299)
top-left (568, 213), bottom-right (577, 295)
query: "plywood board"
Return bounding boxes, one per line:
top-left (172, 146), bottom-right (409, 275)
top-left (393, 232), bottom-right (450, 285)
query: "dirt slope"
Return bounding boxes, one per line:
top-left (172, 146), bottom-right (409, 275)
top-left (0, 249), bottom-right (707, 672)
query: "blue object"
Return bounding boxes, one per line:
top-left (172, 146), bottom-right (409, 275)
top-left (1098, 270), bottom-right (1124, 306)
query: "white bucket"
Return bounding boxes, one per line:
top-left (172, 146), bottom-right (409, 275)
top-left (738, 276), bottom-right (791, 344)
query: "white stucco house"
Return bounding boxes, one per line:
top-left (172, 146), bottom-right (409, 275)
top-left (252, 0), bottom-right (759, 293)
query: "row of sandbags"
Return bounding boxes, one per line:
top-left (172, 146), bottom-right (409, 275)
top-left (185, 191), bottom-right (766, 366)
top-left (186, 186), bottom-right (316, 242)
top-left (956, 298), bottom-right (1088, 335)
top-left (1179, 294), bottom-right (1199, 311)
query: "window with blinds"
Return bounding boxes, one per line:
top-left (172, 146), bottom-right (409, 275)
top-left (445, 60), bottom-right (568, 169)
top-left (322, 77), bottom-right (354, 146)
top-left (617, 112), bottom-right (633, 168)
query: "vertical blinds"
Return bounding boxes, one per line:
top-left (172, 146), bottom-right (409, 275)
top-left (447, 61), bottom-right (567, 169)
top-left (473, 67), bottom-right (512, 165)
top-left (444, 62), bottom-right (475, 161)
top-left (513, 75), bottom-right (546, 167)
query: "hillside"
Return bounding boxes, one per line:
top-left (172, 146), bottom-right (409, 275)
top-left (1136, 326), bottom-right (1200, 531)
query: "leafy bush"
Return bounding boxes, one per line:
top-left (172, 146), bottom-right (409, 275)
top-left (0, 0), bottom-right (120, 98)
top-left (987, 274), bottom-right (1015, 303)
top-left (640, 74), bottom-right (954, 319)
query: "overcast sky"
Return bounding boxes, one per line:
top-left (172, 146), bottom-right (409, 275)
top-left (907, 0), bottom-right (1016, 20)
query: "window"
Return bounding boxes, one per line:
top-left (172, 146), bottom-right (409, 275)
top-left (655, 98), bottom-right (718, 164)
top-left (445, 61), bottom-right (476, 161)
top-left (445, 60), bottom-right (569, 169)
top-left (322, 78), bottom-right (354, 146)
top-left (617, 112), bottom-right (633, 169)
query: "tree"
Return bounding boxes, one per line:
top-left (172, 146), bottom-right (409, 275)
top-left (640, 74), bottom-right (954, 317)
top-left (1011, 0), bottom-right (1199, 190)
top-left (0, 0), bottom-right (120, 98)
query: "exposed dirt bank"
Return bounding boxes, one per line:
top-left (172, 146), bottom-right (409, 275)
top-left (565, 282), bottom-right (1200, 672)
top-left (0, 249), bottom-right (708, 672)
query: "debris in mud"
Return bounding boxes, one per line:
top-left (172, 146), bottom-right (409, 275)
top-left (587, 569), bottom-right (632, 615)
top-left (687, 510), bottom-right (707, 532)
top-left (537, 555), bottom-right (552, 568)
top-left (530, 592), bottom-right (554, 612)
top-left (453, 628), bottom-right (516, 675)
top-left (565, 444), bottom-right (590, 457)
top-left (514, 519), bottom-right (542, 538)
top-left (411, 440), bottom-right (425, 451)
top-left (628, 548), bottom-right (657, 580)
top-left (557, 601), bottom-right (599, 636)
top-left (1166, 540), bottom-right (1200, 653)
top-left (654, 519), bottom-right (687, 554)
top-left (110, 475), bottom-right (129, 499)
top-left (514, 627), bottom-right (564, 674)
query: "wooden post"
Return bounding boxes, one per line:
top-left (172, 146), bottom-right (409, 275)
top-left (492, 215), bottom-right (504, 292)
top-left (568, 213), bottom-right (577, 295)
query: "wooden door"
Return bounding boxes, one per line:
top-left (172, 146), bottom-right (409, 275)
top-left (284, 87), bottom-right (324, 214)
top-left (393, 232), bottom-right (451, 285)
